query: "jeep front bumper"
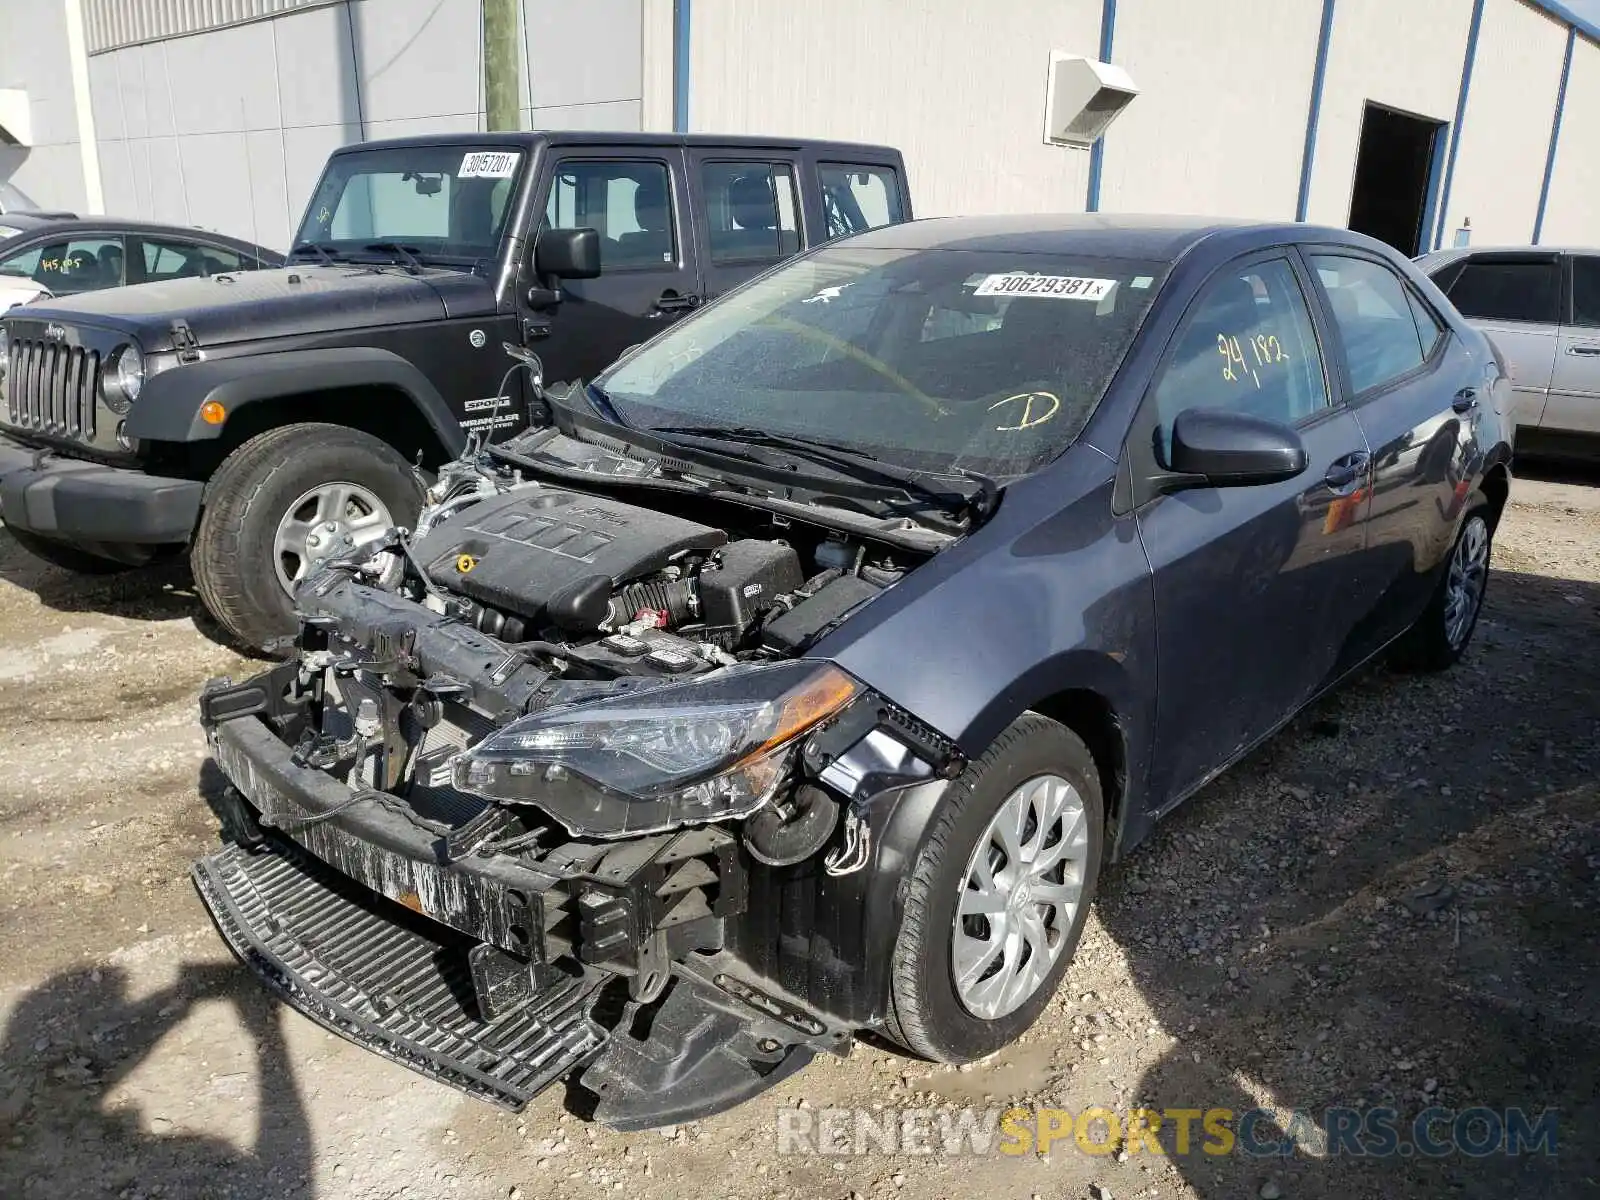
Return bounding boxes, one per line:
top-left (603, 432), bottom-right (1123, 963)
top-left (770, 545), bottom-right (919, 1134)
top-left (0, 432), bottom-right (202, 544)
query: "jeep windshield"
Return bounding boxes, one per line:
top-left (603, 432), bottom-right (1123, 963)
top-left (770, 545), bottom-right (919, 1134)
top-left (290, 144), bottom-right (524, 266)
top-left (594, 246), bottom-right (1168, 482)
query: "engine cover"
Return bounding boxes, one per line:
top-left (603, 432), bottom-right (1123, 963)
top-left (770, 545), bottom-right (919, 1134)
top-left (413, 488), bottom-right (726, 622)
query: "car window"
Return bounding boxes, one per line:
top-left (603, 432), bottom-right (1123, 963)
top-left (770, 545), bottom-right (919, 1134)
top-left (1311, 255), bottom-right (1427, 393)
top-left (820, 164), bottom-right (903, 238)
top-left (545, 160), bottom-right (675, 270)
top-left (700, 161), bottom-right (799, 264)
top-left (141, 238), bottom-right (247, 281)
top-left (1572, 256), bottom-right (1600, 328)
top-left (1445, 257), bottom-right (1560, 324)
top-left (1151, 257), bottom-right (1328, 458)
top-left (7, 237), bottom-right (124, 295)
top-left (1409, 290), bottom-right (1445, 356)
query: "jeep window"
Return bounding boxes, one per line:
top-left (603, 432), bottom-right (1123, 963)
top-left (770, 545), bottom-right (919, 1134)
top-left (701, 161), bottom-right (799, 264)
top-left (140, 237), bottom-right (250, 281)
top-left (820, 164), bottom-right (904, 238)
top-left (1, 237), bottom-right (124, 294)
top-left (597, 247), bottom-right (1165, 480)
top-left (545, 160), bottom-right (676, 270)
top-left (293, 145), bottom-right (523, 263)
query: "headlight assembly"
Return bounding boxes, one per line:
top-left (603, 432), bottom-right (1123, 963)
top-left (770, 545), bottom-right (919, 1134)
top-left (454, 661), bottom-right (862, 838)
top-left (103, 344), bottom-right (144, 413)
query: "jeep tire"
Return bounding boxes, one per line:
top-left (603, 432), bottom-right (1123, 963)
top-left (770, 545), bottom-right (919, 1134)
top-left (192, 423), bottom-right (424, 652)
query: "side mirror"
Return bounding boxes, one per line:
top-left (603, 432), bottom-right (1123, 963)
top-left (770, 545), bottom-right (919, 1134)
top-left (534, 227), bottom-right (601, 280)
top-left (1166, 408), bottom-right (1308, 487)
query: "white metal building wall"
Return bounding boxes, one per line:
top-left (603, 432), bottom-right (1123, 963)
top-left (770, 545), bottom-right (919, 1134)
top-left (1446, 0), bottom-right (1570, 245)
top-left (0, 0), bottom-right (92, 212)
top-left (81, 0), bottom-right (338, 53)
top-left (1102, 0), bottom-right (1324, 220)
top-left (1540, 33), bottom-right (1600, 243)
top-left (685, 0), bottom-right (1102, 219)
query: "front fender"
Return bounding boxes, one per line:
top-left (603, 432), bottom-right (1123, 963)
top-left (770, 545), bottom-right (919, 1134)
top-left (124, 347), bottom-right (465, 456)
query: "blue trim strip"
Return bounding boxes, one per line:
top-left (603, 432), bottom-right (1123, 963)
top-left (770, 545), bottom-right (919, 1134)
top-left (1534, 26), bottom-right (1576, 244)
top-left (1085, 0), bottom-right (1117, 213)
top-left (1295, 0), bottom-right (1338, 222)
top-left (1433, 0), bottom-right (1485, 251)
top-left (1528, 0), bottom-right (1600, 48)
top-left (1418, 118), bottom-right (1450, 254)
top-left (672, 0), bottom-right (691, 134)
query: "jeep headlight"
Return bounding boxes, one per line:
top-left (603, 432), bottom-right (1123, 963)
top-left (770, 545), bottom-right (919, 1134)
top-left (103, 344), bottom-right (144, 413)
top-left (454, 661), bottom-right (861, 838)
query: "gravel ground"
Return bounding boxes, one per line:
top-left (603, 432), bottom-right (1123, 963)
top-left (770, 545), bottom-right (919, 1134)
top-left (0, 466), bottom-right (1596, 1200)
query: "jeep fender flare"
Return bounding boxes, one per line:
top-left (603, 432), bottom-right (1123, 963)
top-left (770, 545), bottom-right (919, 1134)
top-left (123, 347), bottom-right (467, 458)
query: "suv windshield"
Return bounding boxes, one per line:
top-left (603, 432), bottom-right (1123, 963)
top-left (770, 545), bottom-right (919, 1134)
top-left (292, 145), bottom-right (523, 263)
top-left (596, 246), bottom-right (1166, 481)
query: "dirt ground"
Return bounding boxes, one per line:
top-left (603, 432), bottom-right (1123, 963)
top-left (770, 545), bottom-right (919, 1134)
top-left (1, 464), bottom-right (1597, 1200)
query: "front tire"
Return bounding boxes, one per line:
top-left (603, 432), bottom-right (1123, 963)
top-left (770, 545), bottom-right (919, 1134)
top-left (886, 713), bottom-right (1103, 1061)
top-left (192, 423), bottom-right (423, 652)
top-left (1390, 501), bottom-right (1493, 673)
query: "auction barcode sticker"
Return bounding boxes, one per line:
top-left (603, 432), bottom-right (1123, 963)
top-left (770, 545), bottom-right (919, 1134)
top-left (459, 151), bottom-right (520, 179)
top-left (974, 273), bottom-right (1116, 300)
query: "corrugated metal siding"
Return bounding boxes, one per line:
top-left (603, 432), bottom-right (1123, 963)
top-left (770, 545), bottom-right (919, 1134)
top-left (82, 0), bottom-right (342, 54)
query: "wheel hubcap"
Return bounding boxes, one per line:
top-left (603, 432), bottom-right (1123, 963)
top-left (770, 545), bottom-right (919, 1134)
top-left (272, 481), bottom-right (393, 595)
top-left (952, 774), bottom-right (1090, 1021)
top-left (1444, 514), bottom-right (1490, 650)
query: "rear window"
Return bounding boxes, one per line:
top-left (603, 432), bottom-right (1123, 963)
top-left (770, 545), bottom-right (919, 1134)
top-left (1445, 258), bottom-right (1561, 324)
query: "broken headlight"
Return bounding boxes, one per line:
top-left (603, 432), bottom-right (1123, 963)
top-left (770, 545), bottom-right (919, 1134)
top-left (454, 661), bottom-right (860, 838)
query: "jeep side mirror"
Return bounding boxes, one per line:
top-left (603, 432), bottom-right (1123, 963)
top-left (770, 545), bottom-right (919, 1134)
top-left (535, 228), bottom-right (602, 280)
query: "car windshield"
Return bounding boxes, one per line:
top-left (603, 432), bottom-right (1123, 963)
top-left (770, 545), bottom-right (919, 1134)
top-left (596, 246), bottom-right (1167, 481)
top-left (291, 145), bottom-right (524, 263)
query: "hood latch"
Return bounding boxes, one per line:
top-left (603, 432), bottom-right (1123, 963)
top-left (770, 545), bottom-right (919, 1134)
top-left (170, 318), bottom-right (201, 363)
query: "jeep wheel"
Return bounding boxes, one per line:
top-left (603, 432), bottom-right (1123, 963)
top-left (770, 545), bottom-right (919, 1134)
top-left (193, 423), bottom-right (423, 652)
top-left (885, 713), bottom-right (1103, 1062)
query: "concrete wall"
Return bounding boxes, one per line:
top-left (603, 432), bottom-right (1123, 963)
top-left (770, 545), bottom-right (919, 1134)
top-left (0, 0), bottom-right (91, 213)
top-left (1103, 0), bottom-right (1324, 219)
top-left (686, 0), bottom-right (1102, 218)
top-left (1539, 33), bottom-right (1600, 244)
top-left (1446, 0), bottom-right (1570, 244)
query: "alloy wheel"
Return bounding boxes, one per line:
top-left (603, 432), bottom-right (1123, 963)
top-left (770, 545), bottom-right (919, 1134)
top-left (1444, 513), bottom-right (1490, 650)
top-left (272, 481), bottom-right (394, 595)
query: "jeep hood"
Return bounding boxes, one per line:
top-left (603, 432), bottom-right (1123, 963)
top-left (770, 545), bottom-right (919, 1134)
top-left (13, 265), bottom-right (497, 350)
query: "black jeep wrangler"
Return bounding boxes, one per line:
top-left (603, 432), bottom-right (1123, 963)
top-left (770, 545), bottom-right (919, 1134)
top-left (0, 132), bottom-right (910, 649)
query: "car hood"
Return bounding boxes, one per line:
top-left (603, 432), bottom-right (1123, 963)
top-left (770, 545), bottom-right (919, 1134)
top-left (10, 264), bottom-right (497, 351)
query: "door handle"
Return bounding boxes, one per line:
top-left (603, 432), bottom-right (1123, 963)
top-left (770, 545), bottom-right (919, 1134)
top-left (1451, 388), bottom-right (1479, 414)
top-left (1324, 451), bottom-right (1369, 494)
top-left (654, 292), bottom-right (700, 313)
top-left (1568, 345), bottom-right (1600, 357)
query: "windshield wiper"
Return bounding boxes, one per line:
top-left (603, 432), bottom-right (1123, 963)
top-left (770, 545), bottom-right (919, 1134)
top-left (290, 241), bottom-right (341, 266)
top-left (647, 425), bottom-right (1000, 519)
top-left (363, 241), bottom-right (424, 274)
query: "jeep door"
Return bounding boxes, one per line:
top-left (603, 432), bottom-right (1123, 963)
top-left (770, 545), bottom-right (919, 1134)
top-left (1130, 251), bottom-right (1373, 806)
top-left (530, 149), bottom-right (704, 387)
top-left (1544, 254), bottom-right (1600, 435)
top-left (686, 151), bottom-right (804, 301)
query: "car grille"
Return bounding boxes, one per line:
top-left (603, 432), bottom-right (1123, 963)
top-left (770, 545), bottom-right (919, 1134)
top-left (4, 337), bottom-right (99, 442)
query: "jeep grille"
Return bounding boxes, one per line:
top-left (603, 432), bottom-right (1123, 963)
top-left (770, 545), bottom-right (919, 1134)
top-left (5, 338), bottom-right (99, 442)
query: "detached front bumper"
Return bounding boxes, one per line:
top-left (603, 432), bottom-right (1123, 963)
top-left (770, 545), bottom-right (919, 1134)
top-left (0, 432), bottom-right (201, 544)
top-left (195, 689), bottom-right (842, 1127)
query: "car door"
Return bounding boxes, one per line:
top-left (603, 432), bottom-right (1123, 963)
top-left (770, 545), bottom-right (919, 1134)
top-left (1306, 249), bottom-right (1482, 657)
top-left (1131, 251), bottom-right (1372, 806)
top-left (1432, 251), bottom-right (1562, 429)
top-left (686, 151), bottom-right (803, 302)
top-left (529, 149), bottom-right (703, 387)
top-left (1545, 254), bottom-right (1600, 434)
top-left (0, 233), bottom-right (127, 296)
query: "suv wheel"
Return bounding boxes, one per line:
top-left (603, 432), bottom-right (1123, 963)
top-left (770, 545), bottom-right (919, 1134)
top-left (1390, 500), bottom-right (1493, 673)
top-left (193, 423), bottom-right (423, 651)
top-left (886, 713), bottom-right (1103, 1061)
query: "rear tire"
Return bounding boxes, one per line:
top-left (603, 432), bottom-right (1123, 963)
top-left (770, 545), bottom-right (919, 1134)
top-left (885, 713), bottom-right (1103, 1062)
top-left (1390, 500), bottom-right (1493, 673)
top-left (4, 528), bottom-right (141, 574)
top-left (192, 423), bottom-right (423, 652)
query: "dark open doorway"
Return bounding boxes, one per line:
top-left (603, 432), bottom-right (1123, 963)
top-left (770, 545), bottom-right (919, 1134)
top-left (1347, 102), bottom-right (1445, 256)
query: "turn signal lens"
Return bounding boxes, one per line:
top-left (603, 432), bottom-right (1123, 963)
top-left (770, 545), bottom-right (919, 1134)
top-left (200, 400), bottom-right (226, 425)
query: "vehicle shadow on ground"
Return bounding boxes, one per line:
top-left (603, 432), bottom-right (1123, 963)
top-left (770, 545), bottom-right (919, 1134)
top-left (0, 526), bottom-right (249, 655)
top-left (0, 962), bottom-right (313, 1199)
top-left (1094, 566), bottom-right (1600, 1198)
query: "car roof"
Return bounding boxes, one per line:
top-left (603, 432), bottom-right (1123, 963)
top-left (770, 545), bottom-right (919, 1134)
top-left (1420, 244), bottom-right (1599, 262)
top-left (331, 129), bottom-right (902, 159)
top-left (0, 214), bottom-right (280, 258)
top-left (833, 213), bottom-right (1368, 262)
